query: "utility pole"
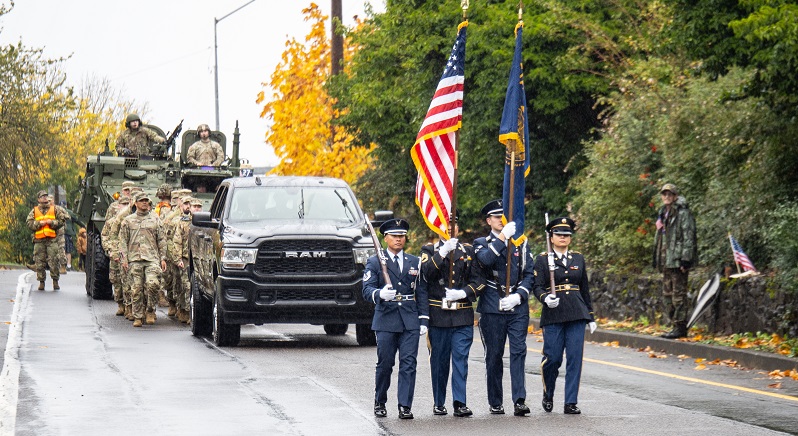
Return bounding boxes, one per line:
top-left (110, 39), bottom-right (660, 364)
top-left (214, 0), bottom-right (257, 131)
top-left (331, 0), bottom-right (343, 76)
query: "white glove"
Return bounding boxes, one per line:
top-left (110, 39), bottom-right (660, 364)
top-left (438, 238), bottom-right (458, 257)
top-left (379, 285), bottom-right (396, 301)
top-left (500, 293), bottom-right (521, 311)
top-left (445, 288), bottom-right (467, 301)
top-left (544, 294), bottom-right (560, 308)
top-left (501, 221), bottom-right (517, 239)
top-left (589, 322), bottom-right (597, 334)
top-left (419, 325), bottom-right (428, 336)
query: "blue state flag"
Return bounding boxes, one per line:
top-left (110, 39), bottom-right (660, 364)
top-left (498, 22), bottom-right (530, 245)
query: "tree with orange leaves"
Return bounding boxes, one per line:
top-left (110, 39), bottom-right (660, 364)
top-left (257, 3), bottom-right (373, 186)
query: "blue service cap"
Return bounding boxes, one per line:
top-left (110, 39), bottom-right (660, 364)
top-left (480, 199), bottom-right (503, 217)
top-left (379, 218), bottom-right (410, 236)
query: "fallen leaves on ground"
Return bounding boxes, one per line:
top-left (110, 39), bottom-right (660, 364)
top-left (768, 382), bottom-right (782, 389)
top-left (599, 341), bottom-right (620, 348)
top-left (768, 369), bottom-right (798, 381)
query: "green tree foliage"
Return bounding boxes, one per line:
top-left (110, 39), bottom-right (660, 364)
top-left (670, 0), bottom-right (798, 104)
top-left (573, 67), bottom-right (798, 285)
top-left (328, 0), bottom-right (609, 243)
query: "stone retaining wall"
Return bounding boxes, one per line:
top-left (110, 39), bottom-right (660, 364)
top-left (589, 270), bottom-right (798, 337)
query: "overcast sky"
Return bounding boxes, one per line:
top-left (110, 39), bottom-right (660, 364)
top-left (0, 0), bottom-right (383, 167)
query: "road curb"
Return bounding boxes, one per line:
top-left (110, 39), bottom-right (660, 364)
top-left (530, 319), bottom-right (798, 373)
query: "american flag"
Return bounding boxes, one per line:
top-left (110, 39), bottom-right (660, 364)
top-left (410, 22), bottom-right (467, 239)
top-left (729, 234), bottom-right (757, 272)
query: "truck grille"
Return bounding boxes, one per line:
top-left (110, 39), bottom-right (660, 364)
top-left (255, 239), bottom-right (355, 275)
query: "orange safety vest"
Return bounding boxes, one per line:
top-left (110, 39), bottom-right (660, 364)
top-left (34, 206), bottom-right (57, 239)
top-left (156, 201), bottom-right (171, 216)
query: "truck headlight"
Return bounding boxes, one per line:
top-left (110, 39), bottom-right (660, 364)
top-left (353, 247), bottom-right (376, 265)
top-left (221, 248), bottom-right (258, 269)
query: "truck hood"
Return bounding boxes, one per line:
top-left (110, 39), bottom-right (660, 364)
top-left (222, 220), bottom-right (369, 245)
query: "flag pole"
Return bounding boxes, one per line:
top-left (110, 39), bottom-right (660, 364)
top-left (502, 1), bottom-right (524, 299)
top-left (728, 232), bottom-right (742, 274)
top-left (446, 2), bottom-right (468, 290)
top-left (504, 147), bottom-right (517, 298)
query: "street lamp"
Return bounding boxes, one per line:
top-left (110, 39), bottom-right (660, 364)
top-left (214, 0), bottom-right (258, 131)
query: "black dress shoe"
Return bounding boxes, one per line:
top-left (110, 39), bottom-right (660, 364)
top-left (489, 405), bottom-right (505, 415)
top-left (398, 406), bottom-right (414, 419)
top-left (564, 403), bottom-right (581, 414)
top-left (542, 397), bottom-right (553, 413)
top-left (513, 400), bottom-right (530, 416)
top-left (374, 402), bottom-right (387, 417)
top-left (433, 405), bottom-right (448, 415)
top-left (453, 404), bottom-right (473, 417)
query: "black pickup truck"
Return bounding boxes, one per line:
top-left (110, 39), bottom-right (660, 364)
top-left (189, 176), bottom-right (382, 346)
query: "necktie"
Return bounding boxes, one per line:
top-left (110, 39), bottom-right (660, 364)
top-left (392, 255), bottom-right (400, 270)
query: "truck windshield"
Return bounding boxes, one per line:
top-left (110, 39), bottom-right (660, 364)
top-left (227, 186), bottom-right (360, 222)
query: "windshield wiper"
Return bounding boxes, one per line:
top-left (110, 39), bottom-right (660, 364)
top-left (298, 189), bottom-right (305, 219)
top-left (334, 189), bottom-right (355, 223)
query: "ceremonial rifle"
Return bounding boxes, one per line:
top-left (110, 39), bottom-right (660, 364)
top-left (365, 217), bottom-right (393, 288)
top-left (544, 213), bottom-right (557, 296)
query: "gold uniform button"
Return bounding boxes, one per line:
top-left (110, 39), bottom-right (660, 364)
top-left (566, 292), bottom-right (570, 295)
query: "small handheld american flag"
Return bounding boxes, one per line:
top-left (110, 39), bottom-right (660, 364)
top-left (729, 234), bottom-right (757, 272)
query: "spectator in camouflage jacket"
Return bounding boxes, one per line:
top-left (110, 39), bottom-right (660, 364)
top-left (653, 183), bottom-right (697, 339)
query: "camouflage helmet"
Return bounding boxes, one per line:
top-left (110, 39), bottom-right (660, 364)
top-left (197, 123), bottom-right (211, 133)
top-left (125, 113), bottom-right (141, 128)
top-left (156, 183), bottom-right (172, 199)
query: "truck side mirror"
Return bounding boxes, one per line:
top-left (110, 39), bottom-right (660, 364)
top-left (370, 210), bottom-right (394, 228)
top-left (191, 211), bottom-right (217, 229)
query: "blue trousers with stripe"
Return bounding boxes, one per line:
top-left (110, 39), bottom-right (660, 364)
top-left (479, 312), bottom-right (528, 406)
top-left (541, 320), bottom-right (586, 405)
top-left (428, 325), bottom-right (473, 407)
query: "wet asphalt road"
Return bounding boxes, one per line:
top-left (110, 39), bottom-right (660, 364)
top-left (0, 269), bottom-right (796, 435)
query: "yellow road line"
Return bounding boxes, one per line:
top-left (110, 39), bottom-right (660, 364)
top-left (524, 344), bottom-right (798, 402)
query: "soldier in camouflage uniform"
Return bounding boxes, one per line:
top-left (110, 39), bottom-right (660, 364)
top-left (102, 195), bottom-right (132, 316)
top-left (115, 113), bottom-right (166, 157)
top-left (26, 190), bottom-right (67, 290)
top-left (105, 181), bottom-right (136, 222)
top-left (186, 124), bottom-right (224, 166)
top-left (119, 192), bottom-right (167, 327)
top-left (47, 195), bottom-right (70, 274)
top-left (653, 183), bottom-right (697, 339)
top-left (162, 189), bottom-right (189, 316)
top-left (171, 196), bottom-right (194, 323)
top-left (155, 184), bottom-right (174, 307)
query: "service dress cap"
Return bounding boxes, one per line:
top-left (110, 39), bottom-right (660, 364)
top-left (480, 199), bottom-right (503, 217)
top-left (379, 218), bottom-right (410, 236)
top-left (546, 217), bottom-right (576, 235)
top-left (659, 183), bottom-right (679, 195)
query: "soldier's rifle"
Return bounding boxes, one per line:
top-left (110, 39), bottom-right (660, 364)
top-left (153, 119), bottom-right (184, 157)
top-left (365, 218), bottom-right (394, 288)
top-left (544, 213), bottom-right (557, 297)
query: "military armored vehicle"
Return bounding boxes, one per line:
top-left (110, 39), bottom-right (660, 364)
top-left (75, 121), bottom-right (242, 299)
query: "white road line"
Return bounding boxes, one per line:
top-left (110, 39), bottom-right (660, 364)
top-left (0, 272), bottom-right (34, 436)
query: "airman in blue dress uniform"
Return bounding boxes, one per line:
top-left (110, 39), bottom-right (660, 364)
top-left (419, 219), bottom-right (486, 417)
top-left (473, 199), bottom-right (534, 416)
top-left (362, 218), bottom-right (429, 419)
top-left (532, 217), bottom-right (596, 415)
